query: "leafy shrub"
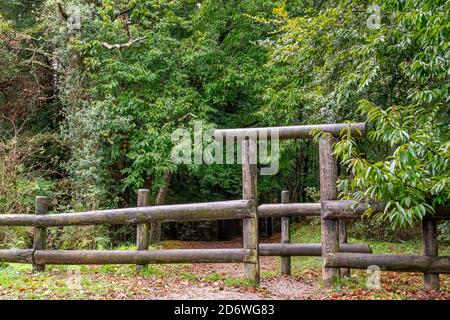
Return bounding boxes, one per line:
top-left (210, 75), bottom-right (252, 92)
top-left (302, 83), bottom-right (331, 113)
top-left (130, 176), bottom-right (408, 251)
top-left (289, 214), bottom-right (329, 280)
top-left (348, 219), bottom-right (421, 243)
top-left (438, 221), bottom-right (450, 244)
top-left (47, 225), bottom-right (110, 250)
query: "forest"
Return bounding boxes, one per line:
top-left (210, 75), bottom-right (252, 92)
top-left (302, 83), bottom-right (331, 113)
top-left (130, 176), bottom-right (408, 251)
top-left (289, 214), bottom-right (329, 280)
top-left (0, 0), bottom-right (449, 300)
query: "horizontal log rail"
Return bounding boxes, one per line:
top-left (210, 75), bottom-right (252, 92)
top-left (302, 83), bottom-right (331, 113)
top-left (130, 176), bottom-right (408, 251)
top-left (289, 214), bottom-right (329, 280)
top-left (214, 123), bottom-right (365, 141)
top-left (0, 200), bottom-right (253, 227)
top-left (0, 249), bottom-right (34, 263)
top-left (0, 202), bottom-right (322, 228)
top-left (9, 199), bottom-right (448, 228)
top-left (0, 243), bottom-right (373, 264)
top-left (0, 249), bottom-right (254, 265)
top-left (322, 200), bottom-right (450, 220)
top-left (258, 203), bottom-right (321, 218)
top-left (325, 253), bottom-right (450, 274)
top-left (321, 200), bottom-right (382, 219)
top-left (259, 243), bottom-right (372, 256)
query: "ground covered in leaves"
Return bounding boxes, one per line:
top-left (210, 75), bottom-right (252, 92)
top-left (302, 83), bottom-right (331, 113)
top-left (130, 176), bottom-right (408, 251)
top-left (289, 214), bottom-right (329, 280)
top-left (0, 226), bottom-right (449, 300)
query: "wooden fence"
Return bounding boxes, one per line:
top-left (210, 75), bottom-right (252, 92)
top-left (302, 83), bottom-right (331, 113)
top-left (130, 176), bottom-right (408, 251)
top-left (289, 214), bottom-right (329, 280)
top-left (322, 200), bottom-right (450, 289)
top-left (0, 122), bottom-right (448, 289)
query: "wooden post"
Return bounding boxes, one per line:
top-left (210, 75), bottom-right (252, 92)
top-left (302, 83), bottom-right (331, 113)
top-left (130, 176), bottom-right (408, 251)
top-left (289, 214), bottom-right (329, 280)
top-left (319, 137), bottom-right (340, 287)
top-left (422, 219), bottom-right (439, 289)
top-left (33, 196), bottom-right (47, 272)
top-left (242, 138), bottom-right (260, 286)
top-left (280, 191), bottom-right (291, 275)
top-left (136, 189), bottom-right (150, 272)
top-left (339, 220), bottom-right (350, 277)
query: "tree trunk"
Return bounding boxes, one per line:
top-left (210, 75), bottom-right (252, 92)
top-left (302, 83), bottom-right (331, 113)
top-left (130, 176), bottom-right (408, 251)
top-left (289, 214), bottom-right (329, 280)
top-left (150, 172), bottom-right (171, 243)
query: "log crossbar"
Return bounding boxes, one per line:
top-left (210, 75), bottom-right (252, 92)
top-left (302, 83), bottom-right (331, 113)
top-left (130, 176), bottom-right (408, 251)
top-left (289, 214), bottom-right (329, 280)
top-left (0, 249), bottom-right (254, 265)
top-left (258, 203), bottom-right (321, 218)
top-left (214, 123), bottom-right (365, 141)
top-left (0, 200), bottom-right (253, 227)
top-left (0, 244), bottom-right (372, 264)
top-left (259, 243), bottom-right (372, 256)
top-left (325, 253), bottom-right (450, 274)
top-left (0, 202), bottom-right (320, 228)
top-left (2, 200), bottom-right (445, 227)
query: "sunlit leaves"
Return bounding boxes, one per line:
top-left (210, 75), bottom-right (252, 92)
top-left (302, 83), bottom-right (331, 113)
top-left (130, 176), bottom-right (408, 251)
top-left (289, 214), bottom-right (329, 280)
top-left (262, 0), bottom-right (449, 227)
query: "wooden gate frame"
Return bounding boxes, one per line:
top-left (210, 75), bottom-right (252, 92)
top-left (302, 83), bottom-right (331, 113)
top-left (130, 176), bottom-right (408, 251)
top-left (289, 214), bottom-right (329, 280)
top-left (1, 122), bottom-right (448, 289)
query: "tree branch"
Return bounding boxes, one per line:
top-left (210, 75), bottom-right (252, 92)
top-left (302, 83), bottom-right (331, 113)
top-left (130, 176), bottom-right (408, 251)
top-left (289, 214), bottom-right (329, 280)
top-left (110, 6), bottom-right (135, 22)
top-left (57, 2), bottom-right (68, 21)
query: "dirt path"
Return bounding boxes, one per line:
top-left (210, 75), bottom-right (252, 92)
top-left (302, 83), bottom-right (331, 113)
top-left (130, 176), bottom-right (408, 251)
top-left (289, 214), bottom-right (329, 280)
top-left (153, 276), bottom-right (319, 300)
top-left (147, 239), bottom-right (322, 299)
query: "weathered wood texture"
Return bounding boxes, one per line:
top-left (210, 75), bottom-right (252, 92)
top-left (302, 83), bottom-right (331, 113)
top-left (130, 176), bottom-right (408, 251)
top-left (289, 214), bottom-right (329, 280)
top-left (319, 137), bottom-right (340, 286)
top-left (422, 219), bottom-right (439, 289)
top-left (33, 196), bottom-right (47, 272)
top-left (258, 203), bottom-right (321, 218)
top-left (0, 243), bottom-right (371, 264)
top-left (339, 219), bottom-right (350, 277)
top-left (242, 139), bottom-right (260, 285)
top-left (325, 253), bottom-right (450, 274)
top-left (280, 191), bottom-right (291, 275)
top-left (258, 243), bottom-right (372, 256)
top-left (321, 200), bottom-right (383, 219)
top-left (136, 189), bottom-right (149, 272)
top-left (214, 123), bottom-right (365, 141)
top-left (0, 200), bottom-right (252, 227)
top-left (0, 249), bottom-right (34, 263)
top-left (31, 249), bottom-right (253, 265)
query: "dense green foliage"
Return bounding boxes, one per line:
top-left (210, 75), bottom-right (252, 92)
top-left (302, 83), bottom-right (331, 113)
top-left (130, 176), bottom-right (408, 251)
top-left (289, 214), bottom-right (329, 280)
top-left (0, 0), bottom-right (448, 247)
top-left (263, 0), bottom-right (449, 226)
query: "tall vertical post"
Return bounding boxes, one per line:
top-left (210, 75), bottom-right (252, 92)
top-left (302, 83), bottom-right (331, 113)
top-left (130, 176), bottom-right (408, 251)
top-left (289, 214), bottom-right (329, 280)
top-left (422, 219), bottom-right (439, 290)
top-left (280, 190), bottom-right (291, 275)
top-left (319, 137), bottom-right (340, 287)
top-left (33, 196), bottom-right (47, 272)
top-left (136, 189), bottom-right (150, 272)
top-left (242, 138), bottom-right (260, 286)
top-left (339, 220), bottom-right (350, 277)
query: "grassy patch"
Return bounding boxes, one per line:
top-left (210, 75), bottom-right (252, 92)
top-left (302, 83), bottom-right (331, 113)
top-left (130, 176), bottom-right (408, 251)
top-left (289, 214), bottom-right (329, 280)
top-left (290, 224), bottom-right (323, 272)
top-left (177, 270), bottom-right (254, 287)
